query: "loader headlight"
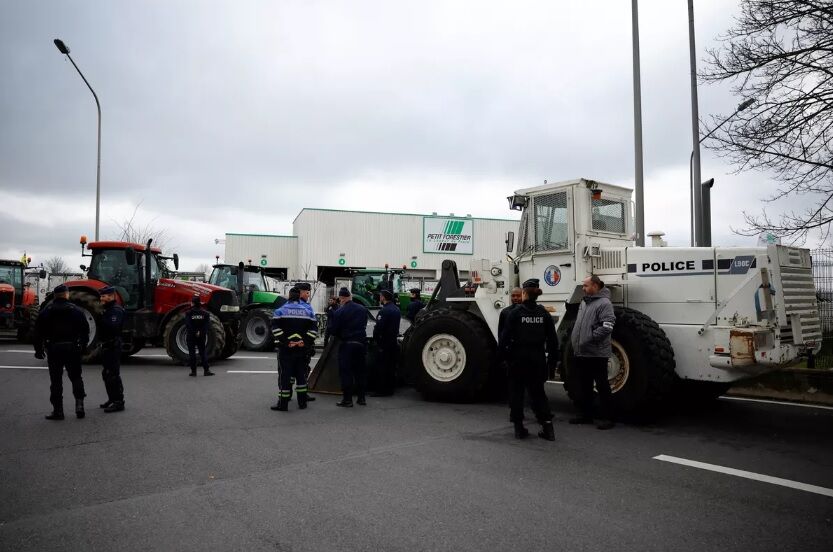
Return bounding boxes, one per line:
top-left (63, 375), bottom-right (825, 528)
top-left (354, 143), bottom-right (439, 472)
top-left (220, 305), bottom-right (240, 312)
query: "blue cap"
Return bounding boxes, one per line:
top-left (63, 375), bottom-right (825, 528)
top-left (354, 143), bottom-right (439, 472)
top-left (54, 284), bottom-right (68, 294)
top-left (100, 286), bottom-right (115, 295)
top-left (296, 282), bottom-right (311, 291)
top-left (522, 278), bottom-right (540, 289)
top-left (338, 287), bottom-right (351, 297)
top-left (380, 290), bottom-right (394, 301)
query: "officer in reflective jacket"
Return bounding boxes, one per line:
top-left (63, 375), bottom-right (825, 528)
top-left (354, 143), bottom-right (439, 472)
top-left (498, 279), bottom-right (558, 441)
top-left (327, 287), bottom-right (369, 407)
top-left (185, 295), bottom-right (214, 377)
top-left (99, 286), bottom-right (126, 412)
top-left (372, 289), bottom-right (400, 396)
top-left (33, 284), bottom-right (90, 420)
top-left (270, 287), bottom-right (318, 411)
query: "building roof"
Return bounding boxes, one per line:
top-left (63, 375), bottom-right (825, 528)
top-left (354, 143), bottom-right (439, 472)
top-left (293, 207), bottom-right (518, 225)
top-left (225, 233), bottom-right (297, 239)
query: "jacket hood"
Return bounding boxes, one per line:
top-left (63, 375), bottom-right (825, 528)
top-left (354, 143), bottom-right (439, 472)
top-left (584, 287), bottom-right (611, 302)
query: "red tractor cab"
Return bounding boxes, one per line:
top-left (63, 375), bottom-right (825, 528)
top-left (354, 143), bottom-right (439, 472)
top-left (39, 237), bottom-right (241, 364)
top-left (0, 259), bottom-right (44, 341)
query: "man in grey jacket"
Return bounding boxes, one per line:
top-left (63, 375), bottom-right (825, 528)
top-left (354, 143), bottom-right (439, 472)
top-left (569, 275), bottom-right (616, 429)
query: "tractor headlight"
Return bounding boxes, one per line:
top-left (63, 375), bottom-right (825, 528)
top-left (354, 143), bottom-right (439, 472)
top-left (220, 305), bottom-right (240, 312)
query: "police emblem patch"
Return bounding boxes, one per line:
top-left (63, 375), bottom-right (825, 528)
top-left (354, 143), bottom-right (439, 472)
top-left (543, 265), bottom-right (561, 287)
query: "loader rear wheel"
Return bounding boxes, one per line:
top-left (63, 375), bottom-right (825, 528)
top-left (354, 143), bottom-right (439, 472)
top-left (562, 306), bottom-right (677, 418)
top-left (67, 291), bottom-right (104, 363)
top-left (241, 308), bottom-right (274, 351)
top-left (163, 311), bottom-right (226, 365)
top-left (407, 308), bottom-right (494, 402)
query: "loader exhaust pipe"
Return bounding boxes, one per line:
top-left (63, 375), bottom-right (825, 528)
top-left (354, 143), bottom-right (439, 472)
top-left (701, 178), bottom-right (714, 247)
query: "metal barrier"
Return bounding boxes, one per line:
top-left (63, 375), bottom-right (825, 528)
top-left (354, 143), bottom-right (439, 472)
top-left (811, 249), bottom-right (833, 368)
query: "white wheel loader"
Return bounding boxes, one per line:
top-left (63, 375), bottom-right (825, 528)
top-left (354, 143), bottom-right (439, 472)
top-left (403, 178), bottom-right (822, 415)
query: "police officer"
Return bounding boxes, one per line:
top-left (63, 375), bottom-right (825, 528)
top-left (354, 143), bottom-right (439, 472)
top-left (327, 287), bottom-right (369, 407)
top-left (270, 287), bottom-right (318, 411)
top-left (185, 295), bottom-right (214, 377)
top-left (405, 288), bottom-right (424, 323)
top-left (33, 284), bottom-right (90, 420)
top-left (498, 279), bottom-right (557, 441)
top-left (497, 287), bottom-right (523, 336)
top-left (372, 289), bottom-right (400, 396)
top-left (323, 296), bottom-right (339, 347)
top-left (296, 282), bottom-right (317, 402)
top-left (99, 286), bottom-right (125, 412)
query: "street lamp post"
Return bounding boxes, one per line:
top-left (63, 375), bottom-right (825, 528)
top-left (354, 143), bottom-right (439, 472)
top-left (53, 38), bottom-right (101, 241)
top-left (688, 98), bottom-right (756, 246)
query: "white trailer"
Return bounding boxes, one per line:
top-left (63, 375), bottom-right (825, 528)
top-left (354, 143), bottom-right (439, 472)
top-left (404, 178), bottom-right (821, 415)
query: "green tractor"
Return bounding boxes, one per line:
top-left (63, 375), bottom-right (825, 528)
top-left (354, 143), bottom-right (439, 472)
top-left (341, 267), bottom-right (429, 316)
top-left (208, 263), bottom-right (285, 351)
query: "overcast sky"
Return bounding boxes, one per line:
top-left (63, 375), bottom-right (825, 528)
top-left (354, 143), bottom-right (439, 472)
top-left (0, 0), bottom-right (819, 271)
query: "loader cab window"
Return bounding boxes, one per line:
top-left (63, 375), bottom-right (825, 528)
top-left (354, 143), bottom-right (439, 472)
top-left (591, 197), bottom-right (626, 235)
top-left (88, 249), bottom-right (140, 309)
top-left (209, 266), bottom-right (237, 289)
top-left (533, 191), bottom-right (569, 252)
top-left (241, 270), bottom-right (265, 291)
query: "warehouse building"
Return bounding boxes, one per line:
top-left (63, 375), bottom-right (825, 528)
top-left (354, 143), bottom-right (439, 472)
top-left (224, 208), bottom-right (519, 284)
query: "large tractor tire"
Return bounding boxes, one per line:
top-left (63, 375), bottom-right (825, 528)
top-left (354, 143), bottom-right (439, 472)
top-left (406, 308), bottom-right (495, 402)
top-left (561, 306), bottom-right (677, 418)
top-left (241, 308), bottom-right (274, 351)
top-left (16, 303), bottom-right (40, 343)
top-left (219, 324), bottom-right (242, 359)
top-left (163, 311), bottom-right (226, 365)
top-left (66, 291), bottom-right (105, 363)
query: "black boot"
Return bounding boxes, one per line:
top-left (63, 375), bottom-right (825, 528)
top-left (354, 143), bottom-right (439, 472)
top-left (100, 400), bottom-right (113, 409)
top-left (189, 369), bottom-right (197, 377)
top-left (538, 421), bottom-right (555, 441)
top-left (270, 398), bottom-right (289, 411)
top-left (75, 399), bottom-right (85, 419)
top-left (45, 409), bottom-right (64, 421)
top-left (104, 401), bottom-right (125, 413)
top-left (514, 422), bottom-right (529, 439)
top-left (306, 394), bottom-right (316, 402)
top-left (297, 393), bottom-right (308, 410)
top-left (204, 369), bottom-right (215, 376)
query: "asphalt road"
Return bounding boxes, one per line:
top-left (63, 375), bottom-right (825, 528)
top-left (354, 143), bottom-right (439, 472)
top-left (0, 342), bottom-right (831, 552)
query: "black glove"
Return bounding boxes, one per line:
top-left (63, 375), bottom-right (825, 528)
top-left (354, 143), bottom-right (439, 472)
top-left (34, 351), bottom-right (45, 360)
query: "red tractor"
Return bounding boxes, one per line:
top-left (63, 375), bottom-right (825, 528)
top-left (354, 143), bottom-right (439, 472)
top-left (38, 237), bottom-right (241, 363)
top-left (0, 259), bottom-right (45, 342)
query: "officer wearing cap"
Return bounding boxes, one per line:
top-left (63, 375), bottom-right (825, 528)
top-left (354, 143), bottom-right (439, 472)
top-left (185, 295), bottom-right (214, 377)
top-left (98, 286), bottom-right (126, 412)
top-left (270, 286), bottom-right (318, 411)
top-left (405, 288), bottom-right (425, 323)
top-left (372, 289), bottom-right (400, 396)
top-left (33, 284), bottom-right (90, 420)
top-left (327, 287), bottom-right (369, 407)
top-left (498, 278), bottom-right (558, 441)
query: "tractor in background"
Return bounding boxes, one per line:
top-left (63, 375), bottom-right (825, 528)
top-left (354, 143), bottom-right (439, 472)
top-left (0, 259), bottom-right (46, 342)
top-left (38, 237), bottom-right (241, 363)
top-left (208, 262), bottom-right (284, 351)
top-left (338, 266), bottom-right (430, 315)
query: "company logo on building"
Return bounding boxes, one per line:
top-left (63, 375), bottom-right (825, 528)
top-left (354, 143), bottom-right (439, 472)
top-left (424, 217), bottom-right (474, 255)
top-left (543, 265), bottom-right (561, 286)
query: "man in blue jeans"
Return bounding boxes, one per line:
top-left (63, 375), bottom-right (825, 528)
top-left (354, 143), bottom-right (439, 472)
top-left (569, 275), bottom-right (616, 430)
top-left (327, 287), bottom-right (368, 407)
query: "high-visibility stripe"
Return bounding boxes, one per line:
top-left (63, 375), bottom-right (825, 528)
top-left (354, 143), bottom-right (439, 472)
top-left (279, 391), bottom-right (291, 398)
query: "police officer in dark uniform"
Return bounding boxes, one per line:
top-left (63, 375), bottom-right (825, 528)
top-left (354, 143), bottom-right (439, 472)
top-left (405, 288), bottom-right (425, 323)
top-left (270, 287), bottom-right (318, 411)
top-left (372, 289), bottom-right (400, 396)
top-left (185, 295), bottom-right (214, 377)
top-left (327, 287), bottom-right (369, 407)
top-left (324, 296), bottom-right (339, 347)
top-left (33, 284), bottom-right (90, 420)
top-left (498, 279), bottom-right (557, 441)
top-left (99, 286), bottom-right (126, 412)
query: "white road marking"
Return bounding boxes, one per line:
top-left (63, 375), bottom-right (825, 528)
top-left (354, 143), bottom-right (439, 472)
top-left (0, 365), bottom-right (47, 370)
top-left (653, 454), bottom-right (833, 498)
top-left (227, 370), bottom-right (278, 374)
top-left (720, 395), bottom-right (833, 411)
top-left (132, 354), bottom-right (274, 359)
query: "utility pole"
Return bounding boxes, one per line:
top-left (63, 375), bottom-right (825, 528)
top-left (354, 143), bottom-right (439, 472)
top-left (632, 0), bottom-right (645, 247)
top-left (687, 1), bottom-right (703, 247)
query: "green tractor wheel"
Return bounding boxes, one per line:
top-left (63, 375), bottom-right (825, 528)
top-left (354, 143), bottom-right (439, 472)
top-left (241, 308), bottom-right (274, 351)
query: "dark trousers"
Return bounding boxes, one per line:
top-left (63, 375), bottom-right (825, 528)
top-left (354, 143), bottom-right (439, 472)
top-left (508, 361), bottom-right (552, 424)
top-left (338, 341), bottom-right (367, 402)
top-left (574, 356), bottom-right (613, 420)
top-left (101, 343), bottom-right (124, 403)
top-left (278, 351), bottom-right (308, 405)
top-left (47, 343), bottom-right (85, 410)
top-left (188, 335), bottom-right (209, 372)
top-left (375, 342), bottom-right (398, 395)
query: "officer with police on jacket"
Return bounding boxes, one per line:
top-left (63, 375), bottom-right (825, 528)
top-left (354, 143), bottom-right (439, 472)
top-left (33, 284), bottom-right (90, 420)
top-left (185, 295), bottom-right (214, 377)
top-left (99, 286), bottom-right (126, 412)
top-left (371, 289), bottom-right (400, 396)
top-left (327, 287), bottom-right (369, 407)
top-left (270, 286), bottom-right (318, 411)
top-left (498, 279), bottom-right (557, 441)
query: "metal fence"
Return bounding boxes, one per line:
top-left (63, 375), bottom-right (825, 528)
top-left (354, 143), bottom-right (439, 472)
top-left (811, 249), bottom-right (833, 368)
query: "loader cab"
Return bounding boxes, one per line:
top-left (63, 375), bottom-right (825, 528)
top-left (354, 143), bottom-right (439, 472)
top-left (511, 179), bottom-right (633, 303)
top-left (209, 264), bottom-right (269, 297)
